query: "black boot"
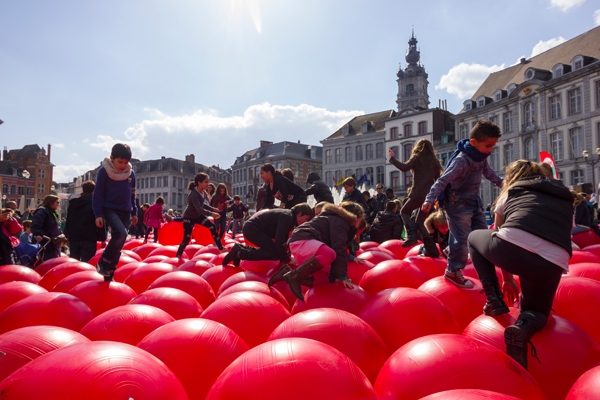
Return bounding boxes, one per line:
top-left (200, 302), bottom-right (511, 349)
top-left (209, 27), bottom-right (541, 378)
top-left (283, 257), bottom-right (323, 301)
top-left (481, 281), bottom-right (509, 316)
top-left (268, 264), bottom-right (291, 286)
top-left (421, 237), bottom-right (440, 258)
top-left (402, 222), bottom-right (419, 248)
top-left (222, 243), bottom-right (242, 267)
top-left (504, 312), bottom-right (546, 370)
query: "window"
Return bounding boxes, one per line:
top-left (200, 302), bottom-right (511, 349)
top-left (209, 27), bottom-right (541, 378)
top-left (365, 144), bottom-right (373, 160)
top-left (158, 163), bottom-right (163, 171)
top-left (489, 116), bottom-right (498, 126)
top-left (334, 170), bottom-right (343, 183)
top-left (478, 99), bottom-right (485, 107)
top-left (355, 168), bottom-right (363, 180)
top-left (376, 142), bottom-right (384, 158)
top-left (345, 147), bottom-right (352, 162)
top-left (569, 88), bottom-right (581, 114)
top-left (37, 183), bottom-right (45, 193)
top-left (276, 162), bottom-right (283, 170)
top-left (390, 171), bottom-right (400, 191)
top-left (255, 166), bottom-right (260, 180)
top-left (406, 84), bottom-right (414, 93)
top-left (295, 163), bottom-right (300, 178)
top-left (572, 56), bottom-right (583, 71)
top-left (365, 167), bottom-right (373, 185)
top-left (549, 95), bottom-right (561, 120)
top-left (489, 148), bottom-right (499, 170)
top-left (9, 185), bottom-right (16, 194)
top-left (389, 146), bottom-right (399, 159)
top-left (345, 169), bottom-right (353, 179)
top-left (507, 83), bottom-right (517, 95)
top-left (325, 171), bottom-right (332, 185)
top-left (157, 176), bottom-right (162, 188)
top-left (403, 143), bottom-right (413, 162)
top-left (178, 177), bottom-right (183, 189)
top-left (525, 138), bottom-right (535, 161)
top-left (418, 121), bottom-right (426, 135)
top-left (163, 193), bottom-right (168, 203)
top-left (335, 148), bottom-right (342, 163)
top-left (146, 164), bottom-right (151, 172)
top-left (524, 102), bottom-right (534, 124)
top-left (150, 177), bottom-right (155, 188)
top-left (172, 176), bottom-right (177, 187)
top-left (570, 127), bottom-right (583, 158)
top-left (441, 135), bottom-right (448, 145)
top-left (325, 149), bottom-right (332, 164)
top-left (572, 169), bottom-right (584, 186)
top-left (465, 103), bottom-right (471, 111)
top-left (390, 127), bottom-right (398, 140)
top-left (1, 184), bottom-right (6, 194)
top-left (249, 168), bottom-right (254, 180)
top-left (376, 166), bottom-right (384, 185)
top-left (404, 124), bottom-right (412, 137)
top-left (551, 132), bottom-right (563, 161)
top-left (18, 186), bottom-right (24, 195)
top-left (145, 178), bottom-right (149, 188)
top-left (494, 90), bottom-right (503, 101)
top-left (596, 80), bottom-right (600, 109)
top-left (38, 169), bottom-right (45, 179)
top-left (503, 111), bottom-right (513, 133)
top-left (355, 145), bottom-right (363, 161)
top-left (460, 124), bottom-right (469, 140)
top-left (404, 171), bottom-right (413, 188)
top-left (441, 152), bottom-right (448, 167)
top-left (553, 65), bottom-right (563, 78)
top-left (503, 144), bottom-right (513, 167)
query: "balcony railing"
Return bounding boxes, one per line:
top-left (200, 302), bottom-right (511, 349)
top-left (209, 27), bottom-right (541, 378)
top-left (521, 122), bottom-right (537, 133)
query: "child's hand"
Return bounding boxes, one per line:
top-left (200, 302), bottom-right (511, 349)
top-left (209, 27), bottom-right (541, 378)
top-left (212, 212), bottom-right (220, 219)
top-left (95, 217), bottom-right (104, 228)
top-left (387, 149), bottom-right (395, 158)
top-left (131, 216), bottom-right (138, 226)
top-left (336, 278), bottom-right (354, 289)
top-left (502, 279), bottom-right (519, 305)
top-left (421, 202), bottom-right (433, 212)
top-left (354, 257), bottom-right (366, 264)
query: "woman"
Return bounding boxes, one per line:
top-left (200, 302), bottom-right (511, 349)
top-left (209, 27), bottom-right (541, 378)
top-left (260, 163), bottom-right (307, 209)
top-left (0, 209), bottom-right (23, 266)
top-left (467, 160), bottom-right (573, 370)
top-left (211, 183), bottom-right (231, 241)
top-left (31, 195), bottom-right (66, 262)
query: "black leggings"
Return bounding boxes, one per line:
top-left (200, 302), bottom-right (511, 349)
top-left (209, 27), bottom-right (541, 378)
top-left (145, 227), bottom-right (159, 243)
top-left (401, 197), bottom-right (430, 238)
top-left (468, 229), bottom-right (563, 319)
top-left (239, 221), bottom-right (282, 261)
top-left (176, 215), bottom-right (221, 256)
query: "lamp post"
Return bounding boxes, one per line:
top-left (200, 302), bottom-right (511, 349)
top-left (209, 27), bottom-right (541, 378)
top-left (22, 170), bottom-right (30, 211)
top-left (582, 148), bottom-right (600, 194)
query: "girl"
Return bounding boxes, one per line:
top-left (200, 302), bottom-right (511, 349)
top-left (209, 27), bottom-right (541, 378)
top-left (268, 201), bottom-right (364, 301)
top-left (144, 196), bottom-right (165, 243)
top-left (467, 160), bottom-right (573, 370)
top-left (388, 139), bottom-right (443, 253)
top-left (206, 183), bottom-right (216, 204)
top-left (175, 173), bottom-right (223, 258)
top-left (211, 183), bottom-right (231, 241)
top-left (31, 195), bottom-right (66, 262)
top-left (260, 163), bottom-right (307, 209)
top-left (0, 209), bottom-right (23, 266)
top-left (420, 210), bottom-right (449, 258)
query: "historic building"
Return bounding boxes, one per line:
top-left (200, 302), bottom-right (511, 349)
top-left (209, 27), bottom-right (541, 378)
top-left (231, 140), bottom-right (322, 209)
top-left (396, 31), bottom-right (430, 111)
top-left (457, 25), bottom-right (600, 206)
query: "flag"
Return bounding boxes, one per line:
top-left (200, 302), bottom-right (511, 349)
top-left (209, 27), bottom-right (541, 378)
top-left (247, 189), bottom-right (253, 199)
top-left (356, 174), bottom-right (367, 186)
top-left (539, 151), bottom-right (559, 179)
top-left (335, 176), bottom-right (346, 189)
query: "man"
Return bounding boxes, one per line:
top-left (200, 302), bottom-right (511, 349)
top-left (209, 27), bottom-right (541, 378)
top-left (5, 201), bottom-right (23, 224)
top-left (374, 185), bottom-right (387, 213)
top-left (65, 180), bottom-right (98, 262)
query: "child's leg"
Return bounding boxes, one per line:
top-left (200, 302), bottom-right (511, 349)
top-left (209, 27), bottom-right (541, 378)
top-left (201, 217), bottom-right (223, 250)
top-left (153, 227), bottom-right (159, 243)
top-left (144, 226), bottom-right (150, 242)
top-left (445, 207), bottom-right (473, 271)
top-left (176, 218), bottom-right (196, 257)
top-left (99, 209), bottom-right (130, 272)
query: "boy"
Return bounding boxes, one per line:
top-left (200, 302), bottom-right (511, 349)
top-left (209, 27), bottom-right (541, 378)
top-left (93, 143), bottom-right (137, 281)
top-left (370, 200), bottom-right (404, 244)
top-left (342, 177), bottom-right (368, 212)
top-left (227, 195), bottom-right (249, 239)
top-left (65, 180), bottom-right (97, 262)
top-left (422, 120), bottom-right (502, 288)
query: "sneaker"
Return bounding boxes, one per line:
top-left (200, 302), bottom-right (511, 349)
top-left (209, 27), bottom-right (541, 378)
top-left (444, 268), bottom-right (473, 288)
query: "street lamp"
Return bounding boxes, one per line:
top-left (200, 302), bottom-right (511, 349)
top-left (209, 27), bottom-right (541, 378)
top-left (582, 148), bottom-right (600, 194)
top-left (22, 170), bottom-right (30, 210)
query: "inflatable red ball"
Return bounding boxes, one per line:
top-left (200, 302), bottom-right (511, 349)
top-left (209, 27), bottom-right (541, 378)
top-left (0, 264), bottom-right (41, 285)
top-left (571, 229), bottom-right (600, 248)
top-left (193, 245), bottom-right (221, 258)
top-left (121, 249), bottom-right (143, 261)
top-left (129, 287), bottom-right (203, 319)
top-left (192, 224), bottom-right (216, 245)
top-left (0, 281), bottom-right (47, 314)
top-left (122, 238), bottom-right (144, 250)
top-left (156, 221), bottom-right (184, 246)
top-left (567, 262), bottom-right (600, 283)
top-left (580, 243), bottom-right (600, 258)
top-left (217, 271), bottom-right (270, 295)
top-left (569, 250), bottom-right (600, 264)
top-left (420, 389), bottom-right (522, 399)
top-left (38, 262), bottom-right (96, 291)
top-left (68, 280), bottom-right (137, 316)
top-left (219, 281), bottom-right (289, 309)
top-left (404, 256), bottom-right (448, 278)
top-left (147, 245), bottom-right (180, 259)
top-left (268, 308), bottom-right (389, 384)
top-left (375, 334), bottom-right (545, 399)
top-left (206, 337), bottom-right (378, 400)
top-left (123, 262), bottom-right (175, 294)
top-left (359, 241), bottom-right (380, 251)
top-left (33, 256), bottom-right (76, 276)
top-left (239, 259), bottom-right (279, 274)
top-left (178, 259), bottom-right (214, 276)
top-left (80, 304), bottom-right (175, 345)
top-left (291, 281), bottom-right (370, 316)
top-left (113, 261), bottom-right (146, 282)
top-left (202, 291), bottom-right (290, 348)
top-left (0, 325), bottom-right (90, 382)
top-left (148, 270), bottom-right (216, 309)
top-left (566, 364), bottom-right (600, 399)
top-left (0, 341), bottom-right (187, 399)
top-left (357, 287), bottom-right (461, 353)
top-left (201, 264), bottom-right (245, 293)
top-left (131, 242), bottom-right (163, 259)
top-left (357, 250), bottom-right (396, 265)
top-left (379, 239), bottom-right (412, 259)
top-left (52, 270), bottom-right (104, 292)
top-left (138, 318), bottom-right (250, 400)
top-left (346, 259), bottom-right (375, 284)
top-left (359, 259), bottom-right (430, 295)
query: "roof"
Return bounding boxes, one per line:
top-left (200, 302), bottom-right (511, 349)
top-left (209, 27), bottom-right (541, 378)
top-left (7, 144), bottom-right (42, 159)
top-left (324, 109), bottom-right (397, 140)
top-left (233, 141), bottom-right (323, 165)
top-left (469, 25), bottom-right (600, 102)
top-left (131, 157), bottom-right (231, 176)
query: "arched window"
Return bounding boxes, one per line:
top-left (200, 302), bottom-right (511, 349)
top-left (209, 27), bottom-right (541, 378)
top-left (365, 167), bottom-right (374, 185)
top-left (525, 102), bottom-right (534, 124)
top-left (355, 145), bottom-right (363, 161)
top-left (335, 148), bottom-right (342, 163)
top-left (525, 138), bottom-right (535, 161)
top-left (376, 166), bottom-right (384, 185)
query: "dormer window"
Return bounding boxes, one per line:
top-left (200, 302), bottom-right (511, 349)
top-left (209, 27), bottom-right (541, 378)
top-left (476, 96), bottom-right (487, 108)
top-left (465, 102), bottom-right (471, 111)
top-left (361, 122), bottom-right (371, 134)
top-left (146, 164), bottom-right (151, 172)
top-left (572, 55), bottom-right (584, 71)
top-left (553, 65), bottom-right (563, 78)
top-left (158, 163), bottom-right (163, 171)
top-left (342, 126), bottom-right (350, 137)
top-left (507, 83), bottom-right (517, 95)
top-left (525, 68), bottom-right (535, 81)
top-left (493, 89), bottom-right (504, 101)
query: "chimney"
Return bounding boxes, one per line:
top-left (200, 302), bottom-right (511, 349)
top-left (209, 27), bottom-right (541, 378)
top-left (2, 146), bottom-right (6, 161)
top-left (260, 141), bottom-right (272, 147)
top-left (185, 154), bottom-right (195, 164)
top-left (520, 57), bottom-right (527, 64)
top-left (48, 144), bottom-right (51, 161)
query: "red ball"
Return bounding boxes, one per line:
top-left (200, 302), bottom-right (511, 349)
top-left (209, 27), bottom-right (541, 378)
top-left (192, 224), bottom-right (216, 245)
top-left (129, 287), bottom-right (203, 319)
top-left (193, 246), bottom-right (221, 258)
top-left (80, 304), bottom-right (175, 345)
top-left (209, 252), bottom-right (227, 266)
top-left (404, 243), bottom-right (424, 257)
top-left (206, 337), bottom-right (378, 400)
top-left (217, 271), bottom-right (269, 295)
top-left (219, 281), bottom-right (289, 309)
top-left (464, 311), bottom-right (600, 400)
top-left (567, 262), bottom-right (600, 283)
top-left (0, 341), bottom-right (187, 399)
top-left (33, 256), bottom-right (76, 276)
top-left (201, 265), bottom-right (245, 293)
top-left (38, 262), bottom-right (96, 291)
top-left (375, 334), bottom-right (545, 399)
top-left (143, 255), bottom-right (169, 263)
top-left (357, 250), bottom-right (396, 265)
top-left (182, 244), bottom-right (203, 259)
top-left (132, 242), bottom-right (163, 259)
top-left (157, 221), bottom-right (184, 246)
top-left (202, 291), bottom-right (290, 348)
top-left (138, 318), bottom-right (250, 400)
top-left (239, 259), bottom-right (279, 274)
top-left (572, 229), bottom-right (600, 249)
top-left (359, 241), bottom-right (380, 251)
top-left (113, 261), bottom-right (146, 282)
top-left (147, 245), bottom-right (180, 259)
top-left (569, 250), bottom-right (600, 264)
top-left (291, 281), bottom-right (370, 316)
top-left (404, 255), bottom-right (447, 278)
top-left (0, 292), bottom-right (94, 334)
top-left (581, 243), bottom-right (600, 258)
top-left (123, 262), bottom-right (175, 294)
top-left (178, 259), bottom-right (215, 276)
top-left (52, 270), bottom-right (104, 292)
top-left (0, 264), bottom-right (41, 285)
top-left (120, 249), bottom-right (142, 261)
top-left (0, 325), bottom-right (90, 382)
top-left (419, 389), bottom-right (522, 399)
top-left (68, 280), bottom-right (137, 316)
top-left (359, 259), bottom-right (430, 295)
top-left (357, 287), bottom-right (461, 353)
top-left (566, 364), bottom-right (600, 399)
top-left (553, 275), bottom-right (600, 344)
top-left (0, 281), bottom-right (47, 314)
top-left (192, 253), bottom-right (217, 262)
top-left (346, 259), bottom-right (375, 284)
top-left (149, 271), bottom-right (216, 309)
top-left (268, 308), bottom-right (389, 384)
top-left (379, 239), bottom-right (412, 259)
top-left (122, 238), bottom-right (144, 250)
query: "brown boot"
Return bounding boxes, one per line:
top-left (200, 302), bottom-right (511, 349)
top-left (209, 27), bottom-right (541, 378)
top-left (283, 257), bottom-right (323, 301)
top-left (268, 264), bottom-right (291, 286)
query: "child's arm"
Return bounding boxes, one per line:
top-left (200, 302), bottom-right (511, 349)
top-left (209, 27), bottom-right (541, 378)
top-left (422, 157), bottom-right (469, 211)
top-left (388, 152), bottom-right (416, 172)
top-left (483, 161), bottom-right (503, 188)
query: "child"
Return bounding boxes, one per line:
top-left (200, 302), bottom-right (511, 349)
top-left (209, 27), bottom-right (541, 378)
top-left (261, 163), bottom-right (307, 209)
top-left (388, 139), bottom-right (443, 250)
top-left (211, 183), bottom-right (231, 242)
top-left (268, 201), bottom-right (364, 301)
top-left (305, 172), bottom-right (334, 204)
top-left (468, 160), bottom-right (573, 370)
top-left (175, 173), bottom-right (223, 258)
top-left (144, 196), bottom-right (165, 243)
top-left (136, 202), bottom-right (149, 239)
top-left (0, 209), bottom-right (23, 266)
top-left (422, 120), bottom-right (503, 288)
top-left (20, 220), bottom-right (33, 244)
top-left (420, 210), bottom-right (449, 258)
top-left (342, 177), bottom-right (368, 212)
top-left (93, 143), bottom-right (138, 281)
top-left (370, 200), bottom-right (404, 244)
top-left (227, 195), bottom-right (249, 239)
top-left (363, 191), bottom-right (379, 226)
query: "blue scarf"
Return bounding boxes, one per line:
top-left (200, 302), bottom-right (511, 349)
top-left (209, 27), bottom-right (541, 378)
top-left (445, 138), bottom-right (491, 168)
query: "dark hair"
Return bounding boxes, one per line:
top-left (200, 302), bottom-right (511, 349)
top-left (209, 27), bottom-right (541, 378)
top-left (260, 163), bottom-right (276, 176)
top-left (282, 168), bottom-right (294, 182)
top-left (81, 180), bottom-right (95, 194)
top-left (342, 177), bottom-right (356, 188)
top-left (142, 203), bottom-right (150, 209)
top-left (207, 183), bottom-right (216, 194)
top-left (155, 196), bottom-right (164, 205)
top-left (363, 191), bottom-right (370, 198)
top-left (188, 173), bottom-right (209, 190)
top-left (41, 194), bottom-right (59, 208)
top-left (22, 220), bottom-right (32, 229)
top-left (291, 202), bottom-right (314, 221)
top-left (111, 143), bottom-right (132, 160)
top-left (385, 188), bottom-right (394, 195)
top-left (233, 195), bottom-right (241, 201)
top-left (339, 201), bottom-right (364, 220)
top-left (215, 183), bottom-right (230, 198)
top-left (471, 120), bottom-right (502, 141)
top-left (386, 201), bottom-right (397, 211)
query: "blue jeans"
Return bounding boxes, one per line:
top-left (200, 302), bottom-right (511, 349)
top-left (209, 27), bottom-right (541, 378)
top-left (99, 208), bottom-right (131, 270)
top-left (445, 197), bottom-right (487, 271)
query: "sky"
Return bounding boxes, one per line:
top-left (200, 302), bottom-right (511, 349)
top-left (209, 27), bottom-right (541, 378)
top-left (1, 0), bottom-right (599, 183)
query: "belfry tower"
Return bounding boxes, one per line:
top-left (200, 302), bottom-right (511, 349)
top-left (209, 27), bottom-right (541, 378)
top-left (396, 31), bottom-right (430, 110)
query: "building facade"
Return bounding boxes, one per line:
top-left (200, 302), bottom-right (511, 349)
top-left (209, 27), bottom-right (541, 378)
top-left (231, 140), bottom-right (323, 209)
top-left (396, 32), bottom-right (430, 111)
top-left (457, 26), bottom-right (600, 206)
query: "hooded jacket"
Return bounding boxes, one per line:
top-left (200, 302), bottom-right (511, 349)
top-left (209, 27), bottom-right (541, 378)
top-left (65, 193), bottom-right (97, 242)
top-left (93, 158), bottom-right (137, 218)
top-left (369, 210), bottom-right (404, 243)
top-left (289, 204), bottom-right (357, 281)
top-left (305, 172), bottom-right (334, 204)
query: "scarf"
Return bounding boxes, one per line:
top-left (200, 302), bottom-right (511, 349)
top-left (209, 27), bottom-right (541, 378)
top-left (101, 157), bottom-right (132, 181)
top-left (50, 208), bottom-right (60, 225)
top-left (445, 138), bottom-right (491, 168)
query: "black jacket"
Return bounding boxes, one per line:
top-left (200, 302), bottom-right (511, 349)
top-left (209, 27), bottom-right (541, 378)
top-left (343, 188), bottom-right (368, 212)
top-left (228, 203), bottom-right (249, 219)
top-left (305, 173), bottom-right (334, 204)
top-left (65, 193), bottom-right (98, 242)
top-left (289, 204), bottom-right (357, 281)
top-left (31, 206), bottom-right (63, 261)
top-left (575, 202), bottom-right (591, 227)
top-left (265, 173), bottom-right (307, 209)
top-left (503, 175), bottom-right (574, 256)
top-left (370, 211), bottom-right (404, 244)
top-left (365, 198), bottom-right (379, 224)
top-left (245, 209), bottom-right (296, 261)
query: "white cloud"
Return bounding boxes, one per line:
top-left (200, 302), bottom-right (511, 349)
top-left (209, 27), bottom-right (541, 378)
top-left (54, 163), bottom-right (98, 183)
top-left (549, 0), bottom-right (585, 12)
top-left (594, 9), bottom-right (600, 25)
top-left (54, 143), bottom-right (65, 148)
top-left (88, 102), bottom-right (363, 170)
top-left (436, 63), bottom-right (505, 99)
top-left (530, 36), bottom-right (567, 57)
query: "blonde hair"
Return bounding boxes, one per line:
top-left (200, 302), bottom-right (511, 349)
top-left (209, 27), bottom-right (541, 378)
top-left (539, 162), bottom-right (553, 177)
top-left (496, 160), bottom-right (545, 205)
top-left (339, 201), bottom-right (364, 220)
top-left (424, 210), bottom-right (448, 234)
top-left (571, 190), bottom-right (584, 206)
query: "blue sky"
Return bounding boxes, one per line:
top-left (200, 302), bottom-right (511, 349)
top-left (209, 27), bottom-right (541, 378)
top-left (1, 0), bottom-right (599, 182)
